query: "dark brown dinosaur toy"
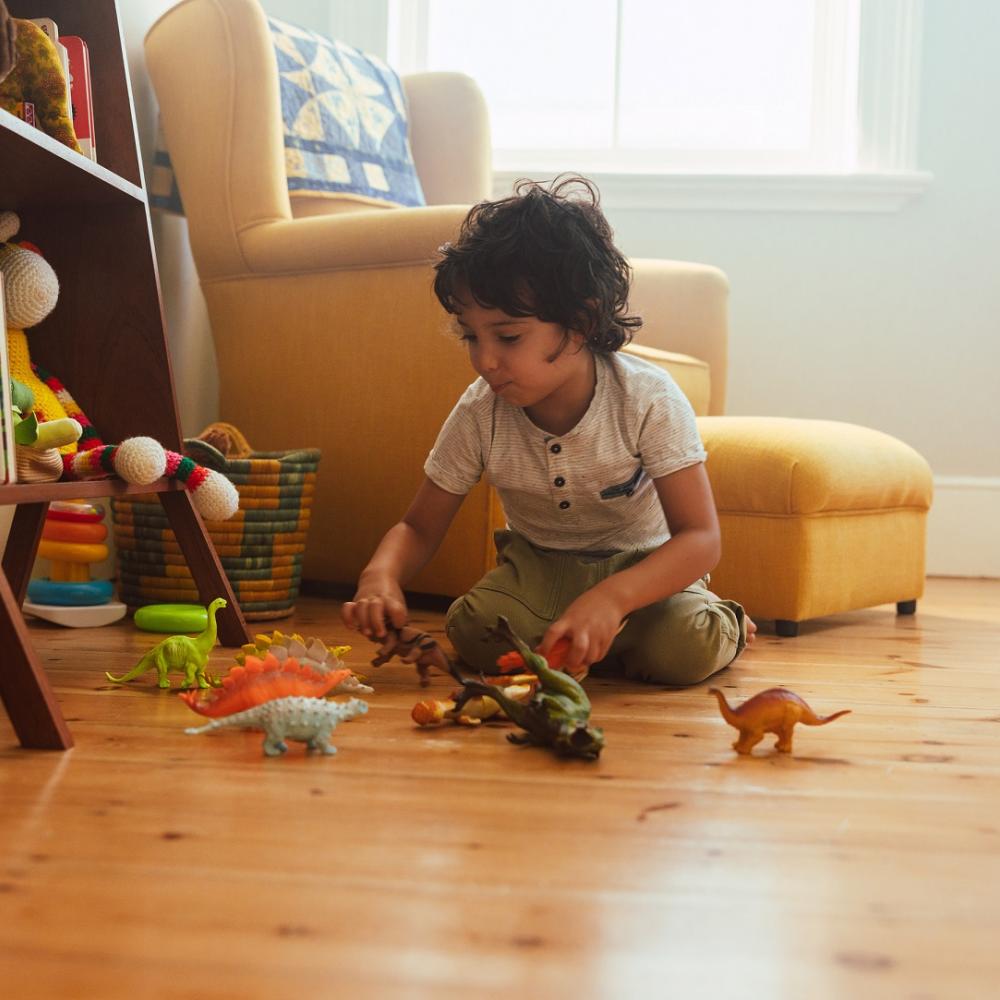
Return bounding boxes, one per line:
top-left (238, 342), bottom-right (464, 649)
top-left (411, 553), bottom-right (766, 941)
top-left (709, 687), bottom-right (851, 755)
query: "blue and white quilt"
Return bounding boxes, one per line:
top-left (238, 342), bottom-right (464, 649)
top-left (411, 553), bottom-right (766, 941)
top-left (151, 16), bottom-right (425, 214)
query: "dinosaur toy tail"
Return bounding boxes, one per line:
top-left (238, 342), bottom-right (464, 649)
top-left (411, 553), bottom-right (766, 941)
top-left (804, 709), bottom-right (852, 726)
top-left (106, 656), bottom-right (151, 684)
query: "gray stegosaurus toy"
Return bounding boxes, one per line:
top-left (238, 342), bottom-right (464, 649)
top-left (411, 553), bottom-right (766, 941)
top-left (184, 696), bottom-right (368, 756)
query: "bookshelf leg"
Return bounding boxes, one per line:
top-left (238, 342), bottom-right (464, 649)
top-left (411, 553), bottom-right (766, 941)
top-left (159, 489), bottom-right (250, 647)
top-left (0, 570), bottom-right (73, 750)
top-left (3, 502), bottom-right (49, 605)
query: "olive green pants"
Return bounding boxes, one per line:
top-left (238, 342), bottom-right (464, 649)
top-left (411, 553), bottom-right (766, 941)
top-left (446, 530), bottom-right (747, 686)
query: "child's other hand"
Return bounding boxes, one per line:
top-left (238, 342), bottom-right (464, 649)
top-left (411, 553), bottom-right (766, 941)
top-left (341, 576), bottom-right (408, 639)
top-left (538, 591), bottom-right (626, 679)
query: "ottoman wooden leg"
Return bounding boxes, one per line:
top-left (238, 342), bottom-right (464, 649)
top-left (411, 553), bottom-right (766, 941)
top-left (775, 620), bottom-right (799, 638)
top-left (897, 600), bottom-right (917, 615)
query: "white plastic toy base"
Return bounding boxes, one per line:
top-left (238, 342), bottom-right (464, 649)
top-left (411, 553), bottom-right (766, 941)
top-left (23, 600), bottom-right (128, 628)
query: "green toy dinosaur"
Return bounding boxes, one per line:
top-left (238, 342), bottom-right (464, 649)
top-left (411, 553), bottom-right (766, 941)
top-left (449, 617), bottom-right (605, 760)
top-left (107, 598), bottom-right (227, 689)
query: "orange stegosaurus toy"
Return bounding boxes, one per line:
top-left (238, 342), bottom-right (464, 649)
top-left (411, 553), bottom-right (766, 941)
top-left (179, 653), bottom-right (353, 718)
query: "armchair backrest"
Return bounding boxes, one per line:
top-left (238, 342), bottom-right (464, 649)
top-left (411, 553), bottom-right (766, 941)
top-left (146, 0), bottom-right (287, 279)
top-left (146, 0), bottom-right (493, 281)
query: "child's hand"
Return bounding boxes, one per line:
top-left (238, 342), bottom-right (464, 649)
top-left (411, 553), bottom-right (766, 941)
top-left (341, 576), bottom-right (408, 639)
top-left (538, 590), bottom-right (627, 678)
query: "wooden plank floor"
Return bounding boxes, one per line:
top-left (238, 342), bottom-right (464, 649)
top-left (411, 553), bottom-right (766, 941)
top-left (1, 578), bottom-right (998, 999)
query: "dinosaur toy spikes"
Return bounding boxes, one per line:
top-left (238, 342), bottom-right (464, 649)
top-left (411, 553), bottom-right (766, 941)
top-left (178, 652), bottom-right (353, 717)
top-left (236, 630), bottom-right (372, 692)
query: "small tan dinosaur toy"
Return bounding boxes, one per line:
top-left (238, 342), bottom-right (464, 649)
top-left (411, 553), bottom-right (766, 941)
top-left (709, 687), bottom-right (851, 755)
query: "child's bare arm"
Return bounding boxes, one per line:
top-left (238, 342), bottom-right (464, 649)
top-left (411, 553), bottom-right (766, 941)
top-left (342, 477), bottom-right (465, 638)
top-left (538, 463), bottom-right (721, 674)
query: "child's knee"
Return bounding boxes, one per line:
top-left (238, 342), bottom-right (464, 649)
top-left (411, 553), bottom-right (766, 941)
top-left (445, 591), bottom-right (546, 673)
top-left (621, 597), bottom-right (746, 686)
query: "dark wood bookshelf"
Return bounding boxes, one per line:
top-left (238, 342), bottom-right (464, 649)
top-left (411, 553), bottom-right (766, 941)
top-left (1, 1), bottom-right (250, 751)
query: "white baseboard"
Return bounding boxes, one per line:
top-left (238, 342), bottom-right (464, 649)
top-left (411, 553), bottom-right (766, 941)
top-left (927, 476), bottom-right (1000, 578)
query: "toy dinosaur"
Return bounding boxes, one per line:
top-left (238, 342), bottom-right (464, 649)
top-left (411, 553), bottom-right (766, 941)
top-left (184, 695), bottom-right (368, 756)
top-left (106, 597), bottom-right (227, 689)
top-left (238, 630), bottom-right (372, 693)
top-left (709, 687), bottom-right (852, 755)
top-left (449, 618), bottom-right (605, 760)
top-left (370, 624), bottom-right (453, 686)
top-left (178, 652), bottom-right (355, 717)
top-left (411, 675), bottom-right (537, 727)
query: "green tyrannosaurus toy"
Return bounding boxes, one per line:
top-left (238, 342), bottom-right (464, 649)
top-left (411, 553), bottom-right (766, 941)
top-left (449, 617), bottom-right (605, 760)
top-left (107, 598), bottom-right (227, 689)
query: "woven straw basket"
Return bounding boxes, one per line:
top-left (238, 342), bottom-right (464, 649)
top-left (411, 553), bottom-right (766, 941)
top-left (111, 424), bottom-right (320, 620)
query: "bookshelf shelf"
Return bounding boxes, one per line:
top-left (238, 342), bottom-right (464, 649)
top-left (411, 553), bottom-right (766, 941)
top-left (0, 108), bottom-right (145, 207)
top-left (1, 0), bottom-right (250, 751)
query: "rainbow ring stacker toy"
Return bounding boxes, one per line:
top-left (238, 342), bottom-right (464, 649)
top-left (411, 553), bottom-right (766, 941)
top-left (24, 501), bottom-right (127, 627)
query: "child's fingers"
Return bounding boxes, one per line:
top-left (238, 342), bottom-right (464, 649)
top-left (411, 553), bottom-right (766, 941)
top-left (387, 601), bottom-right (408, 630)
top-left (562, 631), bottom-right (591, 675)
top-left (350, 598), bottom-right (385, 638)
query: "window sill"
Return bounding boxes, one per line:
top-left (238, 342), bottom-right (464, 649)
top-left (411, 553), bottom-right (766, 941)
top-left (491, 169), bottom-right (933, 213)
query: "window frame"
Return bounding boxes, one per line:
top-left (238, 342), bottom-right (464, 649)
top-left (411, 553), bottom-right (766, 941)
top-left (388, 0), bottom-right (930, 212)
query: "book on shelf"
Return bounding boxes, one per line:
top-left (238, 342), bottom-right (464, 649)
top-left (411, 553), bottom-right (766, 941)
top-left (0, 275), bottom-right (16, 485)
top-left (60, 35), bottom-right (96, 161)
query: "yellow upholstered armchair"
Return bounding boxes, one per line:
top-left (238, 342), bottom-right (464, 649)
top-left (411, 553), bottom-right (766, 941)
top-left (147, 0), bottom-right (930, 634)
top-left (144, 0), bottom-right (725, 599)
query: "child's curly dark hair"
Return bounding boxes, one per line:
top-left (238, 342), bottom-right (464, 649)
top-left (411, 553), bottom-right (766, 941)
top-left (433, 175), bottom-right (642, 353)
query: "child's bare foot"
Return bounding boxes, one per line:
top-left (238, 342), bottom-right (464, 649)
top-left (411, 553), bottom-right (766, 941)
top-left (745, 615), bottom-right (757, 646)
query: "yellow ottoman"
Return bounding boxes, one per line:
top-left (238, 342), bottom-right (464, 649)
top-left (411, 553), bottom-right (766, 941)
top-left (697, 417), bottom-right (934, 636)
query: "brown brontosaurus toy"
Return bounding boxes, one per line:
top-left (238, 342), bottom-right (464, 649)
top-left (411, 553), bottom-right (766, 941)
top-left (709, 687), bottom-right (851, 755)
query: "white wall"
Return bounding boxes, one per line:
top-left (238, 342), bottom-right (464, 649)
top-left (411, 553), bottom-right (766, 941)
top-left (118, 0), bottom-right (999, 577)
top-left (602, 0), bottom-right (1000, 576)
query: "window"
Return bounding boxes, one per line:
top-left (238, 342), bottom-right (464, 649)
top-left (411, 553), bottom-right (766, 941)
top-left (389, 0), bottom-right (929, 211)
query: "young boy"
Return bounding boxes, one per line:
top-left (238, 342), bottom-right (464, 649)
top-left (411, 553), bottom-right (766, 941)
top-left (343, 176), bottom-right (753, 683)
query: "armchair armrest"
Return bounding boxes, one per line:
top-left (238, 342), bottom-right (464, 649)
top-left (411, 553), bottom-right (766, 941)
top-left (236, 205), bottom-right (472, 276)
top-left (629, 258), bottom-right (730, 414)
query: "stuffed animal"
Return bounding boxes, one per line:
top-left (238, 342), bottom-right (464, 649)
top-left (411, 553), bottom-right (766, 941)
top-left (0, 2), bottom-right (15, 86)
top-left (0, 16), bottom-right (80, 151)
top-left (8, 374), bottom-right (81, 482)
top-left (0, 211), bottom-right (239, 520)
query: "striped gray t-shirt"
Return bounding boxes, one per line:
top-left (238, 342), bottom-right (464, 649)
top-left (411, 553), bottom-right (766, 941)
top-left (424, 351), bottom-right (707, 552)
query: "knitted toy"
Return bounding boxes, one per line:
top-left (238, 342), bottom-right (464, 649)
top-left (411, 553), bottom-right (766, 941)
top-left (0, 17), bottom-right (80, 151)
top-left (0, 211), bottom-right (239, 520)
top-left (0, 3), bottom-right (15, 86)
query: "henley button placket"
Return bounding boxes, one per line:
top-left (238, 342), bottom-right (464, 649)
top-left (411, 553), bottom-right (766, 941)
top-left (548, 441), bottom-right (568, 509)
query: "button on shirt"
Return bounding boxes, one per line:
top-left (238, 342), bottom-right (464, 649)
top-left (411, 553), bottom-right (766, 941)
top-left (424, 351), bottom-right (707, 552)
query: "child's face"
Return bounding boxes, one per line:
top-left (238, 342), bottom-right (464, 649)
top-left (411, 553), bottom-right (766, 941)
top-left (453, 296), bottom-right (593, 413)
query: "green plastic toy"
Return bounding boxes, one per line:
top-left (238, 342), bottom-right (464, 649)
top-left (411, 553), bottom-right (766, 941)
top-left (106, 598), bottom-right (227, 689)
top-left (134, 603), bottom-right (208, 634)
top-left (449, 617), bottom-right (605, 760)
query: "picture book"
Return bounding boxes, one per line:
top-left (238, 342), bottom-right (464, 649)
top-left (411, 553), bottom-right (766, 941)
top-left (60, 35), bottom-right (96, 161)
